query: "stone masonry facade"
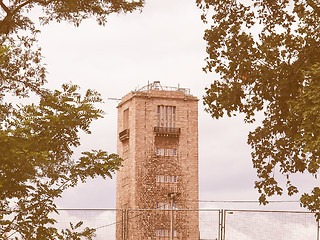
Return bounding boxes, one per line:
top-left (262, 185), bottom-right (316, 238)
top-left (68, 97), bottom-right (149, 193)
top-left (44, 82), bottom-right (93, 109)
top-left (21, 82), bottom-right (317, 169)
top-left (116, 82), bottom-right (199, 240)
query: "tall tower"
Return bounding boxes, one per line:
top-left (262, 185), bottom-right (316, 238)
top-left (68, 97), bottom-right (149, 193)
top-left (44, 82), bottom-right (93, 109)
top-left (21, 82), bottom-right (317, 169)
top-left (116, 82), bottom-right (199, 240)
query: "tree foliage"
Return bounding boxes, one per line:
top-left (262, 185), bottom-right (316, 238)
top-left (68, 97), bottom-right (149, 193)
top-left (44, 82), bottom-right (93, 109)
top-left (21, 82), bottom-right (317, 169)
top-left (0, 0), bottom-right (144, 97)
top-left (0, 84), bottom-right (122, 239)
top-left (197, 0), bottom-right (320, 215)
top-left (0, 0), bottom-right (143, 35)
top-left (0, 0), bottom-right (144, 238)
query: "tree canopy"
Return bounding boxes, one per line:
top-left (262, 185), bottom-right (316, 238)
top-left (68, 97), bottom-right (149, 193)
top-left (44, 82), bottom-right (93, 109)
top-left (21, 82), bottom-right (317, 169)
top-left (0, 0), bottom-right (143, 35)
top-left (0, 0), bottom-right (143, 238)
top-left (197, 0), bottom-right (320, 215)
top-left (0, 84), bottom-right (122, 239)
top-left (0, 0), bottom-right (144, 98)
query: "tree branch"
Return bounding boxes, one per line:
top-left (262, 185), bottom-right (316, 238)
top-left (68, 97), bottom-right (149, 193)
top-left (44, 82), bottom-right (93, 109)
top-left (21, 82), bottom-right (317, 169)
top-left (0, 0), bottom-right (34, 35)
top-left (12, 0), bottom-right (34, 15)
top-left (0, 1), bottom-right (10, 14)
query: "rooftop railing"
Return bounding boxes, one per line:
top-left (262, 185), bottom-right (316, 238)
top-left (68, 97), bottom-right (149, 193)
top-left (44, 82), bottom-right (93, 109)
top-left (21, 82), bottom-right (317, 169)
top-left (135, 81), bottom-right (190, 95)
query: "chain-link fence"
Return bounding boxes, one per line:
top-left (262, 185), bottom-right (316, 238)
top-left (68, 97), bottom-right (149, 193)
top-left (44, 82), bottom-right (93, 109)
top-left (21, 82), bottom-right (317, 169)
top-left (52, 209), bottom-right (318, 240)
top-left (223, 210), bottom-right (318, 240)
top-left (53, 209), bottom-right (120, 239)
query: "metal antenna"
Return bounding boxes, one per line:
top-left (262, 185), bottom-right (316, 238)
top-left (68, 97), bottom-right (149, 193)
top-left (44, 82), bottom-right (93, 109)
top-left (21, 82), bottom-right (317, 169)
top-left (108, 98), bottom-right (121, 101)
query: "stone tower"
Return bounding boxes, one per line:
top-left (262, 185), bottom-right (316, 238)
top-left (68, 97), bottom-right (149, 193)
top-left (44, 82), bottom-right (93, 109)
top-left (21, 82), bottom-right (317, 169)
top-left (116, 82), bottom-right (199, 240)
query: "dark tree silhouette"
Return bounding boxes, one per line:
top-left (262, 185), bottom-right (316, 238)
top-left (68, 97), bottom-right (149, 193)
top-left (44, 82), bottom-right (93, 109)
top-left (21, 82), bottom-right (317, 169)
top-left (197, 0), bottom-right (320, 217)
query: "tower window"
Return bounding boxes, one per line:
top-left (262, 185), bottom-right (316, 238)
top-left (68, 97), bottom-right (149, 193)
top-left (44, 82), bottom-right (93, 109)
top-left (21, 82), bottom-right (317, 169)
top-left (156, 202), bottom-right (177, 210)
top-left (123, 108), bottom-right (129, 130)
top-left (161, 148), bottom-right (165, 156)
top-left (165, 148), bottom-right (169, 156)
top-left (156, 175), bottom-right (178, 183)
top-left (157, 105), bottom-right (176, 128)
top-left (169, 149), bottom-right (173, 156)
top-left (156, 229), bottom-right (177, 238)
top-left (165, 176), bottom-right (169, 182)
top-left (161, 175), bottom-right (165, 182)
top-left (155, 148), bottom-right (177, 157)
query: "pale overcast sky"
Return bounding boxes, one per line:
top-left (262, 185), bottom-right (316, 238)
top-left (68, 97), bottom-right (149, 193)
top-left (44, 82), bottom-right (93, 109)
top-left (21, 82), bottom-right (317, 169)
top-left (30, 0), bottom-right (312, 210)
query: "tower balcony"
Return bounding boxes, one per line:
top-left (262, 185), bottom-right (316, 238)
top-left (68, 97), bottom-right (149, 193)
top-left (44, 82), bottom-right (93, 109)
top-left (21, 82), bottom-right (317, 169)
top-left (119, 129), bottom-right (130, 141)
top-left (154, 127), bottom-right (180, 137)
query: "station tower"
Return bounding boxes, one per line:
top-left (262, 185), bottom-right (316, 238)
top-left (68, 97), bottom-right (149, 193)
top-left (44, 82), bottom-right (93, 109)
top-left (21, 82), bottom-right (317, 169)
top-left (116, 82), bottom-right (199, 239)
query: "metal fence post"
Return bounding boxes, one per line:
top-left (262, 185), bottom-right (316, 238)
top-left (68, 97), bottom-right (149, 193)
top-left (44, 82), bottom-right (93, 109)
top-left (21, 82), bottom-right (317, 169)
top-left (121, 209), bottom-right (123, 240)
top-left (219, 209), bottom-right (226, 240)
top-left (317, 215), bottom-right (319, 240)
top-left (170, 204), bottom-right (173, 240)
top-left (121, 209), bottom-right (128, 240)
top-left (218, 210), bottom-right (221, 240)
top-left (223, 210), bottom-right (226, 240)
top-left (126, 209), bottom-right (129, 240)
top-left (121, 209), bottom-right (125, 240)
